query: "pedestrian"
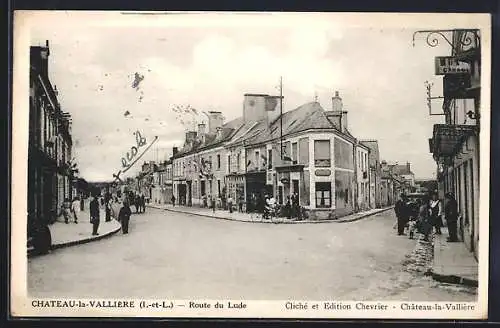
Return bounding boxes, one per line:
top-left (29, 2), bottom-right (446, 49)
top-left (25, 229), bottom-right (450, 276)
top-left (135, 194), bottom-right (140, 214)
top-left (444, 192), bottom-right (459, 242)
top-left (105, 198), bottom-right (112, 222)
top-left (118, 201), bottom-right (132, 234)
top-left (238, 194), bottom-right (244, 213)
top-left (80, 195), bottom-right (85, 211)
top-left (292, 192), bottom-right (300, 219)
top-left (71, 196), bottom-right (80, 224)
top-left (211, 195), bottom-right (216, 213)
top-left (60, 198), bottom-right (72, 224)
top-left (89, 195), bottom-right (100, 236)
top-left (285, 196), bottom-right (292, 220)
top-left (394, 193), bottom-right (409, 235)
top-left (141, 194), bottom-right (146, 213)
top-left (418, 195), bottom-right (432, 242)
top-left (171, 195), bottom-right (176, 207)
top-left (228, 195), bottom-right (234, 213)
top-left (429, 192), bottom-right (443, 235)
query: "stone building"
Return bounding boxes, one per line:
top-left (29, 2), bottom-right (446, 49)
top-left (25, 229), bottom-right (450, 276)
top-left (28, 40), bottom-right (75, 237)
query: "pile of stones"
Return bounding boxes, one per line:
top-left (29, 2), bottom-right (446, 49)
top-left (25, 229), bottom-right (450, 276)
top-left (402, 233), bottom-right (434, 275)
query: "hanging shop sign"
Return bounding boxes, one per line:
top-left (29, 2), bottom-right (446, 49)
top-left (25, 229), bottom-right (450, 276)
top-left (435, 56), bottom-right (471, 75)
top-left (443, 74), bottom-right (471, 99)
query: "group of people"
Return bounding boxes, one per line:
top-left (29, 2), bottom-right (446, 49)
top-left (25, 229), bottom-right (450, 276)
top-left (130, 193), bottom-right (147, 214)
top-left (395, 191), bottom-right (459, 242)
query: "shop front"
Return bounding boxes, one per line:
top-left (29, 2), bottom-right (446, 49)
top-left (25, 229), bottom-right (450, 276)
top-left (430, 124), bottom-right (479, 256)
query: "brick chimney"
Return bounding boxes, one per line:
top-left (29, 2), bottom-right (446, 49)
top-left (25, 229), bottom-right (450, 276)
top-left (406, 162), bottom-right (411, 173)
top-left (330, 91), bottom-right (348, 132)
top-left (198, 123), bottom-right (206, 143)
top-left (208, 111), bottom-right (224, 134)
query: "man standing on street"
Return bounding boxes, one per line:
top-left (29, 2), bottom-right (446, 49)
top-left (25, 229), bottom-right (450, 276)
top-left (444, 192), bottom-right (459, 242)
top-left (395, 193), bottom-right (408, 235)
top-left (119, 201), bottom-right (132, 234)
top-left (71, 196), bottom-right (80, 224)
top-left (90, 195), bottom-right (100, 236)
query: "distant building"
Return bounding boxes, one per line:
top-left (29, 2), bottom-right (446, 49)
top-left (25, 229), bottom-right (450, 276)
top-left (360, 140), bottom-right (382, 208)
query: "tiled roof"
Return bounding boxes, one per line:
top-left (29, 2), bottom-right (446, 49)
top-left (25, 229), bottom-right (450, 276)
top-left (175, 116), bottom-right (245, 156)
top-left (242, 101), bottom-right (344, 146)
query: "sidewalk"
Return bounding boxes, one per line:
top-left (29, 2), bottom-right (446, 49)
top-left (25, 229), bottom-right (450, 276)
top-left (147, 203), bottom-right (394, 224)
top-left (431, 227), bottom-right (478, 287)
top-left (33, 203), bottom-right (122, 254)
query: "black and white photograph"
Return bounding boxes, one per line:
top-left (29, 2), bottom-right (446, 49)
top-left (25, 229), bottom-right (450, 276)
top-left (11, 11), bottom-right (490, 319)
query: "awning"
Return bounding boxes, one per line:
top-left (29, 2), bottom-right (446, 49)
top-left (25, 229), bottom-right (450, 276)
top-left (274, 164), bottom-right (305, 173)
top-left (430, 124), bottom-right (478, 158)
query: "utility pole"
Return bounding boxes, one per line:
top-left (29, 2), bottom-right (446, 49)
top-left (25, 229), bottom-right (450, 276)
top-left (280, 76), bottom-right (283, 160)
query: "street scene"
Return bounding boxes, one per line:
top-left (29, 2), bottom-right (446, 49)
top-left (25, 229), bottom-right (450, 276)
top-left (22, 12), bottom-right (484, 306)
top-left (28, 207), bottom-right (476, 301)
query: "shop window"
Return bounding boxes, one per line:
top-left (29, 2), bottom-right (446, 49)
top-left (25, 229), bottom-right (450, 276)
top-left (315, 182), bottom-right (331, 208)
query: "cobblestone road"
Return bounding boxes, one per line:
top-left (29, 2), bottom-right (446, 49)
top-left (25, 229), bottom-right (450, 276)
top-left (28, 208), bottom-right (477, 301)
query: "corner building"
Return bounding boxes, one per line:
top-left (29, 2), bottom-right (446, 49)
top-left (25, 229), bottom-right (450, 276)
top-left (172, 91), bottom-right (373, 219)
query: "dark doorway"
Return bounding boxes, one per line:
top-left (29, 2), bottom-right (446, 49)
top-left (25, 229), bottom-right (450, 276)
top-left (292, 179), bottom-right (299, 202)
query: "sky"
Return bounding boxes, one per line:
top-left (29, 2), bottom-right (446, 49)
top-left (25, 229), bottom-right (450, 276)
top-left (28, 12), bottom-right (463, 182)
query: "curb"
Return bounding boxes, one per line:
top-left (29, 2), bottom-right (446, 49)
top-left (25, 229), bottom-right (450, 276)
top-left (147, 205), bottom-right (394, 225)
top-left (50, 220), bottom-right (122, 250)
top-left (431, 273), bottom-right (479, 288)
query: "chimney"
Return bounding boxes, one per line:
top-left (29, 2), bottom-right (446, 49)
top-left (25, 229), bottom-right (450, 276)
top-left (332, 91), bottom-right (343, 112)
top-left (216, 127), bottom-right (223, 140)
top-left (172, 147), bottom-right (179, 157)
top-left (54, 85), bottom-right (59, 97)
top-left (341, 111), bottom-right (348, 132)
top-left (197, 123), bottom-right (206, 143)
top-left (208, 111), bottom-right (224, 134)
top-left (243, 93), bottom-right (269, 123)
top-left (185, 131), bottom-right (197, 148)
top-left (406, 162), bottom-right (411, 173)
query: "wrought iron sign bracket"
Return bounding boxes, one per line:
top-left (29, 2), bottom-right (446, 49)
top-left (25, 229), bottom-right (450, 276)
top-left (412, 29), bottom-right (479, 50)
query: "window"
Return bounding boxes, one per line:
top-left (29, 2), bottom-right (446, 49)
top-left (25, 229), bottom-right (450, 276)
top-left (364, 153), bottom-right (368, 170)
top-left (314, 140), bottom-right (331, 167)
top-left (217, 154), bottom-right (221, 170)
top-left (268, 149), bottom-right (273, 169)
top-left (255, 151), bottom-right (260, 169)
top-left (292, 142), bottom-right (298, 164)
top-left (227, 155), bottom-right (231, 173)
top-left (315, 182), bottom-right (331, 208)
top-left (218, 180), bottom-right (221, 196)
top-left (298, 137), bottom-right (309, 166)
top-left (237, 153), bottom-right (241, 171)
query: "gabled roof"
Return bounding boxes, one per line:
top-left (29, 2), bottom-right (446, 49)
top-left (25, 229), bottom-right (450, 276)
top-left (175, 117), bottom-right (245, 157)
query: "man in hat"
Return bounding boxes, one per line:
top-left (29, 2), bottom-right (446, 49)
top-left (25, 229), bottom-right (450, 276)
top-left (444, 192), bottom-right (459, 242)
top-left (394, 193), bottom-right (409, 235)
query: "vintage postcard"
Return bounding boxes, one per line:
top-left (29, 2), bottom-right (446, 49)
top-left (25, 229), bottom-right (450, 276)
top-left (11, 11), bottom-right (490, 319)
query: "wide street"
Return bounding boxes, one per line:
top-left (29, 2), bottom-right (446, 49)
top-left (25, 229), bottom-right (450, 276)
top-left (28, 208), bottom-right (476, 301)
